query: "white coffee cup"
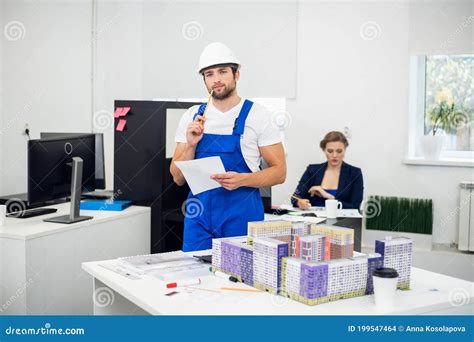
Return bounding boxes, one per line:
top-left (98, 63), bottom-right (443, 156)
top-left (325, 199), bottom-right (342, 218)
top-left (372, 267), bottom-right (399, 308)
top-left (0, 205), bottom-right (6, 226)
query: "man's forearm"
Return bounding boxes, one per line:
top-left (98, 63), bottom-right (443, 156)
top-left (241, 165), bottom-right (286, 188)
top-left (170, 144), bottom-right (196, 185)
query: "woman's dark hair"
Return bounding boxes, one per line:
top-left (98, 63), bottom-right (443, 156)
top-left (320, 131), bottom-right (349, 150)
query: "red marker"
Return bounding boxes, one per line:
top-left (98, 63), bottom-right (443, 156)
top-left (166, 278), bottom-right (201, 289)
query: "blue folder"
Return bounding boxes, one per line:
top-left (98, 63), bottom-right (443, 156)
top-left (80, 200), bottom-right (132, 211)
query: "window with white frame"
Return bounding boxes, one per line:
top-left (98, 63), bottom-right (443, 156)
top-left (411, 54), bottom-right (473, 160)
top-left (425, 55), bottom-right (473, 150)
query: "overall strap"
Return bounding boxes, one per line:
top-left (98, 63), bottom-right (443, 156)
top-left (192, 103), bottom-right (207, 121)
top-left (232, 100), bottom-right (254, 136)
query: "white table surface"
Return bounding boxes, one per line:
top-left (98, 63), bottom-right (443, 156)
top-left (0, 203), bottom-right (150, 240)
top-left (82, 251), bottom-right (474, 316)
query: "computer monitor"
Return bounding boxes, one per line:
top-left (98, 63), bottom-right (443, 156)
top-left (28, 134), bottom-right (96, 205)
top-left (40, 132), bottom-right (105, 189)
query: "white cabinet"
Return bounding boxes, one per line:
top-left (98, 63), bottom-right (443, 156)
top-left (0, 204), bottom-right (150, 315)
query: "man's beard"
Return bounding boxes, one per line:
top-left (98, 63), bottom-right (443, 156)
top-left (211, 81), bottom-right (236, 100)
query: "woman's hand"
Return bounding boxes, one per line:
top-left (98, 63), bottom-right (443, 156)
top-left (297, 199), bottom-right (311, 210)
top-left (308, 186), bottom-right (335, 199)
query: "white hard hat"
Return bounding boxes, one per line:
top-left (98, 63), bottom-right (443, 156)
top-left (197, 42), bottom-right (240, 74)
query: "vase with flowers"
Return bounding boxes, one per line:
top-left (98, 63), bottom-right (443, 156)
top-left (421, 88), bottom-right (469, 160)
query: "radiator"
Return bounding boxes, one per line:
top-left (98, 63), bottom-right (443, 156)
top-left (459, 181), bottom-right (474, 252)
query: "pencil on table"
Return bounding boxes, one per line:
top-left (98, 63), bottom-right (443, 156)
top-left (187, 287), bottom-right (221, 293)
top-left (220, 287), bottom-right (263, 293)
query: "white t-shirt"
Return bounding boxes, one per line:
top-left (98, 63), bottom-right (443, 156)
top-left (174, 99), bottom-right (281, 172)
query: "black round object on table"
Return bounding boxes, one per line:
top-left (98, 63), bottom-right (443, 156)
top-left (373, 267), bottom-right (399, 278)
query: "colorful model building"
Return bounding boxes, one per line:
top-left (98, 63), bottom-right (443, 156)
top-left (247, 220), bottom-right (310, 256)
top-left (211, 219), bottom-right (413, 306)
top-left (281, 257), bottom-right (329, 305)
top-left (281, 255), bottom-right (368, 305)
top-left (295, 234), bottom-right (330, 262)
top-left (290, 221), bottom-right (311, 256)
top-left (311, 225), bottom-right (354, 259)
top-left (375, 237), bottom-right (413, 290)
top-left (366, 253), bottom-right (384, 294)
top-left (253, 237), bottom-right (289, 294)
top-left (212, 236), bottom-right (240, 271)
top-left (247, 220), bottom-right (291, 245)
top-left (240, 244), bottom-right (254, 286)
top-left (212, 236), bottom-right (253, 285)
top-left (220, 237), bottom-right (247, 279)
top-left (326, 256), bottom-right (368, 300)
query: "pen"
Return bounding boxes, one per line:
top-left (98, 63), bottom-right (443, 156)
top-left (193, 90), bottom-right (214, 136)
top-left (166, 278), bottom-right (201, 289)
top-left (291, 195), bottom-right (303, 201)
top-left (201, 90), bottom-right (214, 119)
top-left (210, 268), bottom-right (238, 282)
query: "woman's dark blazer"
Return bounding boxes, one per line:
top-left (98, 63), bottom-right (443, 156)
top-left (291, 161), bottom-right (364, 209)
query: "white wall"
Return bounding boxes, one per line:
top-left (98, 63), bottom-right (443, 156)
top-left (274, 0), bottom-right (472, 246)
top-left (93, 0), bottom-right (144, 193)
top-left (0, 0), bottom-right (4, 195)
top-left (278, 1), bottom-right (413, 221)
top-left (1, 0), bottom-right (473, 246)
top-left (0, 0), bottom-right (5, 307)
top-left (1, 0), bottom-right (92, 195)
top-left (409, 0), bottom-right (473, 55)
top-left (140, 1), bottom-right (297, 98)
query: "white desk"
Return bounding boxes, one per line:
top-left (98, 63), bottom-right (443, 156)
top-left (82, 251), bottom-right (474, 316)
top-left (0, 203), bottom-right (150, 315)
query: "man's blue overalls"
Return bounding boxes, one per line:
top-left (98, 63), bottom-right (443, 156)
top-left (182, 99), bottom-right (264, 252)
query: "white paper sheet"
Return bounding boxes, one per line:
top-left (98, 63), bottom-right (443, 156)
top-left (277, 204), bottom-right (325, 212)
top-left (264, 214), bottom-right (327, 224)
top-left (117, 251), bottom-right (197, 275)
top-left (174, 156), bottom-right (226, 195)
top-left (275, 205), bottom-right (361, 218)
top-left (314, 209), bottom-right (363, 218)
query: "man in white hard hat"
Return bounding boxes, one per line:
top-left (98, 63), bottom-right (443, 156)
top-left (170, 42), bottom-right (286, 252)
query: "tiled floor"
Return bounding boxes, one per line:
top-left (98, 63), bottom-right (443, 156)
top-left (362, 247), bottom-right (474, 282)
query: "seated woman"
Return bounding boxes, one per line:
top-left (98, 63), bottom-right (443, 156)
top-left (291, 131), bottom-right (364, 210)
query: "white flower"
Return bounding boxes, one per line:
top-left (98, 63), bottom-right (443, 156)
top-left (435, 88), bottom-right (454, 105)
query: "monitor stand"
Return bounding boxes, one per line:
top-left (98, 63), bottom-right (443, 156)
top-left (44, 157), bottom-right (93, 224)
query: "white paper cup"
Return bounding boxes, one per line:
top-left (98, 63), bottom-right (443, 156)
top-left (325, 199), bottom-right (342, 218)
top-left (0, 205), bottom-right (6, 226)
top-left (372, 267), bottom-right (399, 308)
